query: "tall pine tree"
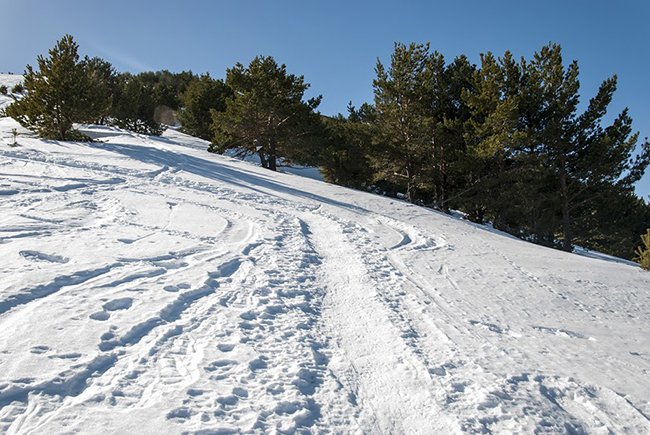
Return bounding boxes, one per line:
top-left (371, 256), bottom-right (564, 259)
top-left (371, 43), bottom-right (438, 203)
top-left (527, 43), bottom-right (650, 251)
top-left (7, 35), bottom-right (103, 140)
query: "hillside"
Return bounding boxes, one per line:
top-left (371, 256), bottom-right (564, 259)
top-left (1, 97), bottom-right (649, 432)
top-left (0, 74), bottom-right (24, 111)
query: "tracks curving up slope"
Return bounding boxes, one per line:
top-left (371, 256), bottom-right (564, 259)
top-left (0, 119), bottom-right (649, 434)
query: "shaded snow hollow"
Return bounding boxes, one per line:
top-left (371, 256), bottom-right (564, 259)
top-left (1, 96), bottom-right (649, 432)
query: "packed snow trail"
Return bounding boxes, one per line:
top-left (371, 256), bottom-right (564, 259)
top-left (0, 113), bottom-right (649, 434)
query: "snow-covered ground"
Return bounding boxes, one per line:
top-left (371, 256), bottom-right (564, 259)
top-left (1, 86), bottom-right (650, 434)
top-left (0, 75), bottom-right (24, 111)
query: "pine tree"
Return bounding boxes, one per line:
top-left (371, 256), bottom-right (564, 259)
top-left (85, 56), bottom-right (118, 125)
top-left (179, 73), bottom-right (230, 140)
top-left (318, 104), bottom-right (374, 188)
top-left (211, 56), bottom-right (322, 171)
top-left (428, 54), bottom-right (475, 209)
top-left (111, 73), bottom-right (165, 136)
top-left (528, 43), bottom-right (650, 251)
top-left (6, 35), bottom-right (100, 141)
top-left (371, 43), bottom-right (438, 203)
top-left (461, 51), bottom-right (549, 234)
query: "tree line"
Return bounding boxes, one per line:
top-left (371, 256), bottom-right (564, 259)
top-left (6, 35), bottom-right (650, 263)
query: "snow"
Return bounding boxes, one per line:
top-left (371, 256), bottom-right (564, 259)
top-left (0, 74), bottom-right (24, 111)
top-left (1, 75), bottom-right (650, 433)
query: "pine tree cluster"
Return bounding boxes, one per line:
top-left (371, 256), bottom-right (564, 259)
top-left (5, 36), bottom-right (650, 262)
top-left (6, 35), bottom-right (195, 140)
top-left (317, 43), bottom-right (650, 261)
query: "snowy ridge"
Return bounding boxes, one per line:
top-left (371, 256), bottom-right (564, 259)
top-left (0, 109), bottom-right (649, 434)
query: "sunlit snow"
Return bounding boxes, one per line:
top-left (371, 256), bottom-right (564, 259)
top-left (1, 75), bottom-right (649, 434)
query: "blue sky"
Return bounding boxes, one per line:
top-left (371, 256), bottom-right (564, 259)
top-left (2, 0), bottom-right (649, 198)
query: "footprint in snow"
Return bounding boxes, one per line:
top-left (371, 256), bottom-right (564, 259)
top-left (166, 407), bottom-right (193, 421)
top-left (89, 311), bottom-right (110, 321)
top-left (20, 250), bottom-right (69, 264)
top-left (205, 360), bottom-right (238, 372)
top-left (48, 353), bottom-right (82, 360)
top-left (469, 320), bottom-right (506, 334)
top-left (532, 326), bottom-right (592, 340)
top-left (217, 343), bottom-right (235, 352)
top-left (232, 387), bottom-right (248, 398)
top-left (239, 311), bottom-right (257, 321)
top-left (102, 298), bottom-right (133, 311)
top-left (216, 395), bottom-right (239, 407)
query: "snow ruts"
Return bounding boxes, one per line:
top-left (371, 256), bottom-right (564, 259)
top-left (1, 120), bottom-right (649, 434)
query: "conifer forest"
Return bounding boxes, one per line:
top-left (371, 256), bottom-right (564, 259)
top-left (6, 35), bottom-right (650, 263)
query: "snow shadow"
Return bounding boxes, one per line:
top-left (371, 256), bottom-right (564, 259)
top-left (85, 141), bottom-right (369, 214)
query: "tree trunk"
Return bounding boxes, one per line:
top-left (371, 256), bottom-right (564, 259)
top-left (258, 150), bottom-right (268, 169)
top-left (406, 179), bottom-right (415, 203)
top-left (268, 136), bottom-right (277, 171)
top-left (438, 161), bottom-right (448, 211)
top-left (559, 155), bottom-right (572, 252)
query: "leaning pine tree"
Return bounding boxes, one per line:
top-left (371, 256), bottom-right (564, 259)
top-left (7, 35), bottom-right (101, 141)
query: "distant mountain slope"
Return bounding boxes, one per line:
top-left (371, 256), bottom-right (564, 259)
top-left (0, 91), bottom-right (649, 433)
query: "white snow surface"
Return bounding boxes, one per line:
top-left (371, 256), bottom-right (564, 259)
top-left (0, 75), bottom-right (24, 111)
top-left (0, 105), bottom-right (650, 434)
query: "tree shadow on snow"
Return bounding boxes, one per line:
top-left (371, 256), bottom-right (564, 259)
top-left (85, 140), bottom-right (370, 215)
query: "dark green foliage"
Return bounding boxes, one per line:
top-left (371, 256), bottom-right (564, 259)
top-left (135, 70), bottom-right (195, 111)
top-left (11, 83), bottom-right (24, 93)
top-left (460, 51), bottom-right (545, 232)
top-left (110, 73), bottom-right (166, 136)
top-left (318, 106), bottom-right (374, 188)
top-left (0, 85), bottom-right (7, 95)
top-left (371, 43), bottom-right (438, 203)
top-left (370, 43), bottom-right (476, 207)
top-left (451, 43), bottom-right (650, 257)
top-left (179, 74), bottom-right (230, 140)
top-left (526, 44), bottom-right (650, 251)
top-left (6, 35), bottom-right (103, 141)
top-left (573, 191), bottom-right (650, 259)
top-left (85, 57), bottom-right (119, 125)
top-left (211, 55), bottom-right (322, 171)
top-left (427, 54), bottom-right (476, 209)
top-left (111, 70), bottom-right (195, 130)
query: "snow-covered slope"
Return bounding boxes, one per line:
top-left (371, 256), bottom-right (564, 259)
top-left (0, 111), bottom-right (649, 434)
top-left (0, 74), bottom-right (24, 111)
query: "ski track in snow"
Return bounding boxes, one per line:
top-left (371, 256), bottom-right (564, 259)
top-left (0, 112), bottom-right (649, 434)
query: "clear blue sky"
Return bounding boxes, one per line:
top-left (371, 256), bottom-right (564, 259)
top-left (2, 0), bottom-right (649, 198)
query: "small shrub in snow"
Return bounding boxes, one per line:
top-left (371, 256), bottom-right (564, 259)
top-left (635, 229), bottom-right (650, 270)
top-left (10, 128), bottom-right (18, 147)
top-left (11, 83), bottom-right (24, 94)
top-left (0, 85), bottom-right (7, 95)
